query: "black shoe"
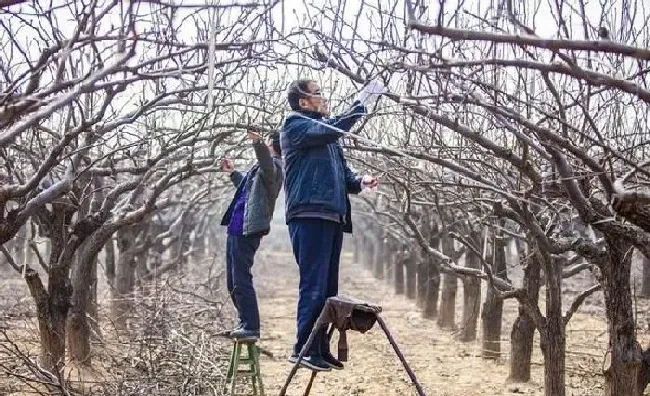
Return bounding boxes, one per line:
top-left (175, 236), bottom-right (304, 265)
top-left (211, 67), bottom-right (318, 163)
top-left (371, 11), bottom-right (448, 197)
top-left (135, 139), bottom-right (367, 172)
top-left (219, 324), bottom-right (242, 338)
top-left (290, 355), bottom-right (331, 372)
top-left (322, 353), bottom-right (344, 370)
top-left (230, 328), bottom-right (260, 342)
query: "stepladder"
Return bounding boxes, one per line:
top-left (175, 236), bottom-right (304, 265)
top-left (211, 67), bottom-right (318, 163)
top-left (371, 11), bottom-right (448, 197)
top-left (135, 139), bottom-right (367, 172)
top-left (225, 339), bottom-right (265, 396)
top-left (278, 295), bottom-right (427, 396)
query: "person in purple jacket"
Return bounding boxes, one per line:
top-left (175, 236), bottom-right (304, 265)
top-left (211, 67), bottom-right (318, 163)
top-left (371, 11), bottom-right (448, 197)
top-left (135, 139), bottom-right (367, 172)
top-left (220, 130), bottom-right (283, 341)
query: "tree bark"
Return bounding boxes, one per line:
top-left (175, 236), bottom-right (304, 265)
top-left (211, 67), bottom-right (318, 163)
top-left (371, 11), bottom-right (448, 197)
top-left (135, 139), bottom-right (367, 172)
top-left (49, 265), bottom-right (72, 374)
top-left (602, 236), bottom-right (647, 396)
top-left (112, 227), bottom-right (138, 330)
top-left (385, 238), bottom-right (395, 285)
top-left (68, 176), bottom-right (103, 365)
top-left (24, 222), bottom-right (35, 267)
top-left (423, 256), bottom-right (440, 319)
top-left (68, 241), bottom-right (97, 365)
top-left (416, 251), bottom-right (428, 309)
top-left (438, 233), bottom-right (457, 329)
top-left (540, 255), bottom-right (565, 396)
top-left (25, 266), bottom-right (69, 375)
top-left (423, 233), bottom-right (441, 319)
top-left (364, 236), bottom-right (374, 271)
top-left (28, 201), bottom-right (74, 375)
top-left (190, 218), bottom-right (207, 261)
top-left (640, 252), bottom-right (650, 298)
top-left (135, 243), bottom-right (150, 292)
top-left (509, 244), bottom-right (541, 382)
top-left (373, 237), bottom-right (385, 280)
top-left (13, 224), bottom-right (26, 266)
top-left (105, 237), bottom-right (116, 284)
top-left (353, 236), bottom-right (360, 264)
top-left (405, 250), bottom-right (417, 300)
top-left (459, 249), bottom-right (481, 342)
top-left (482, 231), bottom-right (506, 359)
top-left (394, 250), bottom-right (405, 295)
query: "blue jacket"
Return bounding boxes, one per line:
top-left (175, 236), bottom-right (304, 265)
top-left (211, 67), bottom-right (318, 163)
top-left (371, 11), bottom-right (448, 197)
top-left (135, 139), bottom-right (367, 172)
top-left (280, 102), bottom-right (366, 233)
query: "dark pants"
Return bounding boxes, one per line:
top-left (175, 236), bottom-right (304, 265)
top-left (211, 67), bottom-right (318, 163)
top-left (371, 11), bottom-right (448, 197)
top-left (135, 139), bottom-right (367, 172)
top-left (288, 218), bottom-right (343, 357)
top-left (226, 233), bottom-right (262, 331)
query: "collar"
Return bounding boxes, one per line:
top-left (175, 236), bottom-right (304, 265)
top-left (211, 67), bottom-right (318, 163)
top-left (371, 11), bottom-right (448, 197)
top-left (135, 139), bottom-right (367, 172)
top-left (287, 109), bottom-right (323, 120)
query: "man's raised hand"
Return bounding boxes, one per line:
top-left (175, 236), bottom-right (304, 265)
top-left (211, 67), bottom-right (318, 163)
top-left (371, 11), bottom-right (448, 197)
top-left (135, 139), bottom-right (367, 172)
top-left (354, 80), bottom-right (388, 108)
top-left (247, 130), bottom-right (261, 143)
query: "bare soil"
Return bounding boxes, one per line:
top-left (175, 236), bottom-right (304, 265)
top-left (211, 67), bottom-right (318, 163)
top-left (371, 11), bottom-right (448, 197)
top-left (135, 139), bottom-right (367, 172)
top-left (252, 248), bottom-right (621, 396)
top-left (2, 238), bottom-right (650, 396)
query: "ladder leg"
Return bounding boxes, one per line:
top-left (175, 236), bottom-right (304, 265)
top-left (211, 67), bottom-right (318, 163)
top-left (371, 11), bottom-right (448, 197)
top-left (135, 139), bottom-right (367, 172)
top-left (302, 371), bottom-right (318, 396)
top-left (377, 316), bottom-right (427, 396)
top-left (225, 341), bottom-right (237, 386)
top-left (230, 342), bottom-right (242, 396)
top-left (278, 323), bottom-right (326, 396)
top-left (248, 344), bottom-right (258, 396)
top-left (254, 345), bottom-right (265, 396)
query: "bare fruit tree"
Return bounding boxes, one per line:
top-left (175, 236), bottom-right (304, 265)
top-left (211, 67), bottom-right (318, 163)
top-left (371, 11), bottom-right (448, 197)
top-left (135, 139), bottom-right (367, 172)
top-left (0, 0), bottom-right (282, 376)
top-left (281, 0), bottom-right (650, 395)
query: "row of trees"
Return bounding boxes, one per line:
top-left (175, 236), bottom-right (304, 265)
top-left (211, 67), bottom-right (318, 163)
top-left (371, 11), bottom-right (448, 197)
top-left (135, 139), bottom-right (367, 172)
top-left (0, 0), bottom-right (289, 384)
top-left (2, 1), bottom-right (650, 396)
top-left (289, 0), bottom-right (650, 395)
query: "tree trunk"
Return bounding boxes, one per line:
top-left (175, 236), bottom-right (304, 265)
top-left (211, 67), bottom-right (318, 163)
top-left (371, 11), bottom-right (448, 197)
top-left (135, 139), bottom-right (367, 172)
top-left (423, 256), bottom-right (440, 319)
top-left (509, 245), bottom-right (541, 382)
top-left (640, 252), bottom-right (650, 298)
top-left (112, 252), bottom-right (136, 330)
top-left (28, 203), bottom-right (74, 375)
top-left (364, 237), bottom-right (374, 271)
top-left (405, 251), bottom-right (417, 300)
top-left (112, 227), bottom-right (138, 330)
top-left (68, 176), bottom-right (103, 364)
top-left (540, 256), bottom-right (565, 396)
top-left (24, 267), bottom-right (69, 375)
top-left (416, 252), bottom-right (428, 309)
top-left (459, 250), bottom-right (481, 341)
top-left (68, 241), bottom-right (97, 365)
top-left (373, 238), bottom-right (385, 280)
top-left (135, 246), bottom-right (150, 293)
top-left (30, 225), bottom-right (71, 375)
top-left (438, 272), bottom-right (458, 329)
top-left (105, 237), bottom-right (116, 284)
top-left (385, 239), bottom-right (395, 285)
top-left (25, 222), bottom-right (35, 267)
top-left (482, 231), bottom-right (506, 359)
top-left (88, 254), bottom-right (100, 339)
top-left (190, 219), bottom-right (207, 261)
top-left (394, 251), bottom-right (405, 295)
top-left (353, 236), bottom-right (360, 264)
top-left (438, 234), bottom-right (457, 329)
top-left (602, 237), bottom-right (646, 396)
top-left (13, 224), bottom-right (27, 266)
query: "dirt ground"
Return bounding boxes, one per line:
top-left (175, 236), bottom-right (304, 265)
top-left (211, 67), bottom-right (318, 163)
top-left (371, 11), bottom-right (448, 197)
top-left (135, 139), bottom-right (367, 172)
top-left (252, 247), bottom-right (613, 396)
top-left (2, 235), bottom-right (648, 396)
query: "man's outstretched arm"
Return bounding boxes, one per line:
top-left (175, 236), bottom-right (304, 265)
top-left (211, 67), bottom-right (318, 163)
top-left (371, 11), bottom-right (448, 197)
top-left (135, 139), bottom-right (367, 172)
top-left (285, 102), bottom-right (366, 149)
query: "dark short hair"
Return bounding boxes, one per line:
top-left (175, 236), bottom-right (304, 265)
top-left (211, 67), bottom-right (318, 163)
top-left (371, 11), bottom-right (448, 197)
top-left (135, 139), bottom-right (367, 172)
top-left (269, 131), bottom-right (281, 156)
top-left (287, 79), bottom-right (314, 111)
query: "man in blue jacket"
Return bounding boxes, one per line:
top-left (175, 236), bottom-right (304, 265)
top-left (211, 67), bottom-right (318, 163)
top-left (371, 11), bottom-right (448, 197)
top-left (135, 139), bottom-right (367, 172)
top-left (281, 80), bottom-right (379, 371)
top-left (220, 130), bottom-right (284, 341)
